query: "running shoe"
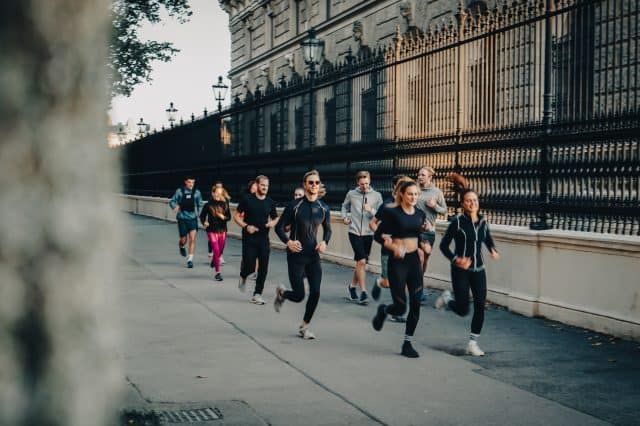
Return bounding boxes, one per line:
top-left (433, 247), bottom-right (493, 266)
top-left (434, 290), bottom-right (452, 310)
top-left (359, 291), bottom-right (369, 305)
top-left (179, 245), bottom-right (187, 257)
top-left (274, 285), bottom-right (286, 313)
top-left (371, 278), bottom-right (382, 301)
top-left (250, 294), bottom-right (265, 305)
top-left (389, 315), bottom-right (406, 323)
top-left (214, 273), bottom-right (223, 281)
top-left (299, 325), bottom-right (316, 340)
top-left (347, 284), bottom-right (358, 302)
top-left (401, 341), bottom-right (420, 358)
top-left (466, 340), bottom-right (485, 356)
top-left (238, 275), bottom-right (247, 292)
top-left (372, 304), bottom-right (387, 331)
top-left (187, 260), bottom-right (193, 269)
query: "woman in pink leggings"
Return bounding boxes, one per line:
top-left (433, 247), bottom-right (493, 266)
top-left (200, 185), bottom-right (231, 281)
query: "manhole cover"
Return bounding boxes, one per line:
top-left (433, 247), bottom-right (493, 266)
top-left (156, 407), bottom-right (223, 423)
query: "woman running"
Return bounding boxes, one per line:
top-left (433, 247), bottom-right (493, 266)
top-left (435, 187), bottom-right (499, 356)
top-left (274, 170), bottom-right (332, 340)
top-left (200, 185), bottom-right (232, 281)
top-left (371, 180), bottom-right (427, 358)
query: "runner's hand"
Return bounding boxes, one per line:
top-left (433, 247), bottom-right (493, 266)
top-left (173, 206), bottom-right (180, 213)
top-left (246, 225), bottom-right (258, 234)
top-left (315, 241), bottom-right (327, 253)
top-left (287, 240), bottom-right (302, 252)
top-left (203, 221), bottom-right (209, 228)
top-left (454, 257), bottom-right (472, 270)
top-left (426, 197), bottom-right (437, 208)
top-left (489, 249), bottom-right (500, 260)
top-left (343, 217), bottom-right (351, 225)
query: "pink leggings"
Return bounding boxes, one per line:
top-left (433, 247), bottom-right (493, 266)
top-left (206, 231), bottom-right (227, 272)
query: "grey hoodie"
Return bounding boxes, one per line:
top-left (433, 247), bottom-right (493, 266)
top-left (416, 184), bottom-right (447, 227)
top-left (340, 187), bottom-right (383, 236)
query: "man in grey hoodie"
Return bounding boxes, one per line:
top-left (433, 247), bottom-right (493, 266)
top-left (416, 166), bottom-right (447, 302)
top-left (169, 176), bottom-right (204, 269)
top-left (341, 171), bottom-right (384, 305)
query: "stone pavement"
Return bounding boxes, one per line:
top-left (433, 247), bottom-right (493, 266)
top-left (115, 214), bottom-right (640, 425)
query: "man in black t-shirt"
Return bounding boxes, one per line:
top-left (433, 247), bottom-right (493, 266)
top-left (233, 175), bottom-right (279, 305)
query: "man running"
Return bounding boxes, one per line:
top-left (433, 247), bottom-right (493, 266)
top-left (416, 166), bottom-right (447, 303)
top-left (274, 170), bottom-right (332, 339)
top-left (169, 176), bottom-right (204, 268)
top-left (234, 175), bottom-right (278, 305)
top-left (341, 171), bottom-right (383, 305)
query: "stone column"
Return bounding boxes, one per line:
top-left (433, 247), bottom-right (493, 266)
top-left (0, 0), bottom-right (122, 424)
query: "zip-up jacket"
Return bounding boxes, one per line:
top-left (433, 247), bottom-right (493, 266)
top-left (439, 214), bottom-right (497, 272)
top-left (276, 197), bottom-right (332, 257)
top-left (416, 184), bottom-right (447, 227)
top-left (169, 187), bottom-right (204, 221)
top-left (340, 187), bottom-right (383, 236)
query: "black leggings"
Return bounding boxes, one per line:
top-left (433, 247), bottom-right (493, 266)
top-left (448, 267), bottom-right (487, 334)
top-left (283, 253), bottom-right (322, 323)
top-left (385, 251), bottom-right (423, 337)
top-left (240, 235), bottom-right (270, 295)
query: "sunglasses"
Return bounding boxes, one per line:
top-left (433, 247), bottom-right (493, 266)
top-left (306, 180), bottom-right (321, 186)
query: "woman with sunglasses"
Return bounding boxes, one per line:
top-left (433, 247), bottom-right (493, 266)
top-left (371, 180), bottom-right (427, 358)
top-left (274, 170), bottom-right (332, 340)
top-left (435, 187), bottom-right (499, 356)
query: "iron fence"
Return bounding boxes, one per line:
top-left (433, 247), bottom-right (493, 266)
top-left (120, 0), bottom-right (640, 235)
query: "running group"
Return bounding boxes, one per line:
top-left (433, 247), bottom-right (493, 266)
top-left (168, 167), bottom-right (499, 358)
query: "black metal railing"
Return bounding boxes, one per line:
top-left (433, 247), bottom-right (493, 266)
top-left (119, 0), bottom-right (640, 235)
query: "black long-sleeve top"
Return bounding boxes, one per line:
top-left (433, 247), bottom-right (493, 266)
top-left (276, 197), bottom-right (332, 257)
top-left (373, 205), bottom-right (426, 246)
top-left (439, 213), bottom-right (497, 272)
top-left (199, 199), bottom-right (231, 233)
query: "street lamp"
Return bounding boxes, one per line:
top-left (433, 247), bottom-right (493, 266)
top-left (137, 117), bottom-right (147, 136)
top-left (165, 102), bottom-right (178, 127)
top-left (301, 29), bottom-right (324, 149)
top-left (212, 76), bottom-right (229, 112)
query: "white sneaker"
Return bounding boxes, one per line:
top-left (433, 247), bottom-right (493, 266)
top-left (251, 294), bottom-right (265, 305)
top-left (466, 340), bottom-right (485, 356)
top-left (238, 275), bottom-right (247, 292)
top-left (249, 272), bottom-right (257, 281)
top-left (434, 290), bottom-right (452, 310)
top-left (298, 326), bottom-right (315, 340)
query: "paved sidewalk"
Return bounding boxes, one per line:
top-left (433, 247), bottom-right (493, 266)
top-left (116, 214), bottom-right (640, 425)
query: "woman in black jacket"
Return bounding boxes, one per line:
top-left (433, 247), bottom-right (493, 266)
top-left (436, 188), bottom-right (499, 356)
top-left (200, 185), bottom-right (231, 281)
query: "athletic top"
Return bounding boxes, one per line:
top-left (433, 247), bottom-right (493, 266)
top-left (416, 184), bottom-right (447, 227)
top-left (276, 197), bottom-right (332, 257)
top-left (169, 187), bottom-right (204, 221)
top-left (374, 195), bottom-right (395, 256)
top-left (236, 194), bottom-right (278, 237)
top-left (340, 187), bottom-right (384, 236)
top-left (439, 213), bottom-right (496, 272)
top-left (199, 199), bottom-right (231, 233)
top-left (374, 205), bottom-right (426, 246)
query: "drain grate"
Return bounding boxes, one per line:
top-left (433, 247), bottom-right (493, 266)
top-left (156, 407), bottom-right (223, 423)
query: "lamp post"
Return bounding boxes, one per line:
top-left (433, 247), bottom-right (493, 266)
top-left (301, 28), bottom-right (324, 149)
top-left (165, 102), bottom-right (178, 127)
top-left (212, 76), bottom-right (229, 112)
top-left (137, 117), bottom-right (147, 136)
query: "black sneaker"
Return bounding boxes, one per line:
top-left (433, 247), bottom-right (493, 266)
top-left (390, 315), bottom-right (406, 323)
top-left (372, 304), bottom-right (387, 331)
top-left (187, 260), bottom-right (193, 268)
top-left (401, 341), bottom-right (419, 358)
top-left (214, 273), bottom-right (223, 281)
top-left (371, 278), bottom-right (382, 301)
top-left (347, 284), bottom-right (358, 302)
top-left (359, 291), bottom-right (369, 305)
top-left (179, 245), bottom-right (187, 257)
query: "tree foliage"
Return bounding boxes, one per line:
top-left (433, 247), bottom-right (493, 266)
top-left (109, 0), bottom-right (192, 98)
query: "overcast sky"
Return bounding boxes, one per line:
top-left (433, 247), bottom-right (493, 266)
top-left (109, 0), bottom-right (231, 130)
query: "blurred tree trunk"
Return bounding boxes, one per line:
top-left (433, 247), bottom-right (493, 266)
top-left (0, 1), bottom-right (122, 424)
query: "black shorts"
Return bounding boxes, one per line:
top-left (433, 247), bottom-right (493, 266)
top-left (348, 233), bottom-right (373, 262)
top-left (420, 231), bottom-right (436, 247)
top-left (177, 218), bottom-right (198, 237)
